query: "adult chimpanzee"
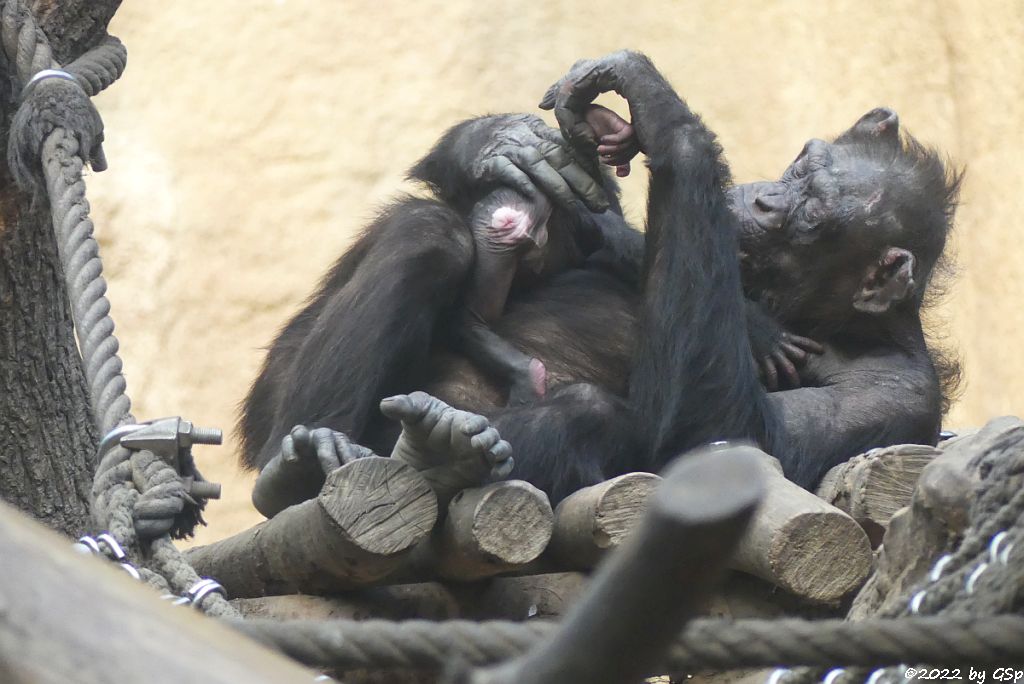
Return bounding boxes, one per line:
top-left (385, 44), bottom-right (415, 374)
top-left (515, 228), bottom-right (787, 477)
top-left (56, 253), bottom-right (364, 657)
top-left (240, 51), bottom-right (959, 517)
top-left (441, 166), bottom-right (816, 407)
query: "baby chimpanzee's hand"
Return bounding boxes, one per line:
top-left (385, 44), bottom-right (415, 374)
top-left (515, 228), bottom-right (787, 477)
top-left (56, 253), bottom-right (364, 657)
top-left (583, 104), bottom-right (640, 177)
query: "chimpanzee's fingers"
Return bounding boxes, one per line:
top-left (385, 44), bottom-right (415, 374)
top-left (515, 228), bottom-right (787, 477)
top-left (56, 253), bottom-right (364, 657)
top-left (379, 393), bottom-right (433, 425)
top-left (599, 150), bottom-right (635, 167)
top-left (535, 137), bottom-right (609, 212)
top-left (785, 333), bottom-right (825, 354)
top-left (600, 125), bottom-right (635, 145)
top-left (284, 425), bottom-right (313, 463)
top-left (490, 443), bottom-right (514, 480)
top-left (501, 147), bottom-right (583, 210)
top-left (597, 141), bottom-right (630, 155)
top-left (772, 350), bottom-right (800, 388)
top-left (333, 431), bottom-right (375, 466)
top-left (459, 413), bottom-right (489, 436)
top-left (779, 341), bottom-right (808, 363)
top-left (477, 155), bottom-right (549, 205)
top-left (311, 428), bottom-right (342, 474)
top-left (760, 357), bottom-right (779, 391)
top-left (281, 434), bottom-right (298, 464)
top-left (539, 59), bottom-right (591, 109)
top-left (470, 427), bottom-right (502, 452)
top-left (539, 81), bottom-right (561, 110)
top-left (548, 65), bottom-right (614, 152)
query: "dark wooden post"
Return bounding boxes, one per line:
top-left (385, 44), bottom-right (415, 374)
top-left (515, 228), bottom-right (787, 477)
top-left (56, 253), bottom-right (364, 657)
top-left (464, 444), bottom-right (765, 684)
top-left (0, 0), bottom-right (124, 536)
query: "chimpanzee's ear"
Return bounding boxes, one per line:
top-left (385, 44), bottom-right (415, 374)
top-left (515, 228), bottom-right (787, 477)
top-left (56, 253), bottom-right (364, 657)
top-left (835, 107), bottom-right (900, 148)
top-left (853, 247), bottom-right (916, 314)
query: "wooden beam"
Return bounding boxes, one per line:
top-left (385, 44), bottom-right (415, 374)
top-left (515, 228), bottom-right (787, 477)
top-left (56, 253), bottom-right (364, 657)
top-left (468, 444), bottom-right (765, 684)
top-left (849, 416), bottom-right (1020, 618)
top-left (816, 444), bottom-right (940, 547)
top-left (730, 451), bottom-right (873, 604)
top-left (430, 481), bottom-right (553, 581)
top-left (186, 456), bottom-right (438, 597)
top-left (233, 571), bottom-right (588, 622)
top-left (0, 500), bottom-right (314, 684)
top-left (547, 472), bottom-right (661, 568)
top-left (232, 570), bottom-right (837, 624)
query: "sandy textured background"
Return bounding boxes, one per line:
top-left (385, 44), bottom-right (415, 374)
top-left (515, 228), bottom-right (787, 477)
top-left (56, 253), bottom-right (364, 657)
top-left (84, 1), bottom-right (1024, 545)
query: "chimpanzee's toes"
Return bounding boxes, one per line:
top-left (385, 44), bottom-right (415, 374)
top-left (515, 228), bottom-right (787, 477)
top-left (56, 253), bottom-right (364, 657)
top-left (383, 391), bottom-right (513, 503)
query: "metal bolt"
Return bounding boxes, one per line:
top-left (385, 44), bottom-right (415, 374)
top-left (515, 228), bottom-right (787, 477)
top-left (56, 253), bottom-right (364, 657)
top-left (178, 420), bottom-right (222, 447)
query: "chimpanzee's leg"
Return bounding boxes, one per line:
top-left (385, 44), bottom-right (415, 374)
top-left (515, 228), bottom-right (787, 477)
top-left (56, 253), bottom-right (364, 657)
top-left (492, 383), bottom-right (638, 503)
top-left (238, 232), bottom-right (377, 471)
top-left (377, 384), bottom-right (634, 506)
top-left (583, 55), bottom-right (781, 468)
top-left (245, 197), bottom-right (474, 516)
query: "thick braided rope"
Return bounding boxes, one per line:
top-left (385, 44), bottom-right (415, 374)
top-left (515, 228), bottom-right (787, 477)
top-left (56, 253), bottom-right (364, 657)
top-left (65, 35), bottom-right (126, 96)
top-left (233, 615), bottom-right (1024, 673)
top-left (43, 122), bottom-right (239, 616)
top-left (42, 128), bottom-right (132, 433)
top-left (0, 0), bottom-right (54, 82)
top-left (781, 437), bottom-right (1024, 684)
top-left (0, 0), bottom-right (238, 616)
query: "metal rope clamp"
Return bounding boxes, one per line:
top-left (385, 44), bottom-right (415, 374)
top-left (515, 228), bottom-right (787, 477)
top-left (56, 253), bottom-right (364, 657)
top-left (98, 417), bottom-right (224, 501)
top-left (162, 578), bottom-right (227, 609)
top-left (72, 533), bottom-right (142, 580)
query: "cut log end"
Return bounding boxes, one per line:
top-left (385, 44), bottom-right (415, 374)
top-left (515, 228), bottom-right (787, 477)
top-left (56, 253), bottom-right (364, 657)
top-left (319, 456), bottom-right (438, 556)
top-left (466, 481), bottom-right (554, 565)
top-left (549, 472), bottom-right (662, 568)
top-left (592, 472), bottom-right (661, 547)
top-left (770, 511), bottom-right (873, 602)
top-left (816, 444), bottom-right (940, 533)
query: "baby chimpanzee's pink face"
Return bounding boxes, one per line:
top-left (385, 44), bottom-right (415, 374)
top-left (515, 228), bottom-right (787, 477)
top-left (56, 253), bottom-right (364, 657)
top-left (473, 188), bottom-right (552, 251)
top-left (489, 205), bottom-right (548, 247)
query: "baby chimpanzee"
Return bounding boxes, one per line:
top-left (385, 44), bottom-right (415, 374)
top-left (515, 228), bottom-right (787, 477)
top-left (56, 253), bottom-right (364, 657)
top-left (455, 184), bottom-right (822, 406)
top-left (456, 187), bottom-right (559, 406)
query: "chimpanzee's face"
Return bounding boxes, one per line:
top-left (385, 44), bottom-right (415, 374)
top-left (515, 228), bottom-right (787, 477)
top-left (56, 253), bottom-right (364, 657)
top-left (730, 119), bottom-right (908, 322)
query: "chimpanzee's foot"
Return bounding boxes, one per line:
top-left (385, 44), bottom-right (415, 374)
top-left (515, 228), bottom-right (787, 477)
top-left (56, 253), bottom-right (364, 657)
top-left (282, 425), bottom-right (376, 473)
top-left (251, 425), bottom-right (376, 519)
top-left (507, 358), bottom-right (548, 406)
top-left (380, 391), bottom-right (514, 503)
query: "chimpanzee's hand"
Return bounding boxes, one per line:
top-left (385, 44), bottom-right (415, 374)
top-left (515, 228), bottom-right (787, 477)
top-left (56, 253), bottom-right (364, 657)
top-left (470, 114), bottom-right (610, 212)
top-left (745, 301), bottom-right (824, 391)
top-left (411, 114), bottom-right (610, 212)
top-left (540, 50), bottom-right (677, 160)
top-left (584, 104), bottom-right (640, 177)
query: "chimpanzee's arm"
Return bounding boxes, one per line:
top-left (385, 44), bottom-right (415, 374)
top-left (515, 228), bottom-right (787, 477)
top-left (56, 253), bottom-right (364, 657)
top-left (745, 300), bottom-right (824, 391)
top-left (581, 208), bottom-right (645, 286)
top-left (457, 240), bottom-right (546, 405)
top-left (770, 347), bottom-right (943, 488)
top-left (542, 51), bottom-right (780, 468)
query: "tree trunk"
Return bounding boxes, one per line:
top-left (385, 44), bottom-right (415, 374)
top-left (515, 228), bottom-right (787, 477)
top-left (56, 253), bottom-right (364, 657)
top-left (0, 0), bottom-right (123, 536)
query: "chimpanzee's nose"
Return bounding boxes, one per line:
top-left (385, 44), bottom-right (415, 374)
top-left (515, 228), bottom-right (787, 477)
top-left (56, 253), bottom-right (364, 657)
top-left (754, 194), bottom-right (787, 214)
top-left (795, 138), bottom-right (829, 163)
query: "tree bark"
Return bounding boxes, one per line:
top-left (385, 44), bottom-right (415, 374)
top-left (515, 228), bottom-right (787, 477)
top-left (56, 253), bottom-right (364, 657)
top-left (0, 0), bottom-right (122, 536)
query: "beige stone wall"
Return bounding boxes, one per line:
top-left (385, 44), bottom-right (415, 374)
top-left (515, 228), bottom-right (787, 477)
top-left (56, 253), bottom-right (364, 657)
top-left (86, 1), bottom-right (1024, 545)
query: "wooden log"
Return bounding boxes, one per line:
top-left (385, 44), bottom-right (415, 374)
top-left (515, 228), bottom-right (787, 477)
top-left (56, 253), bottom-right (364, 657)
top-left (730, 451), bottom-right (872, 604)
top-left (848, 416), bottom-right (1023, 619)
top-left (468, 444), bottom-right (765, 684)
top-left (186, 456), bottom-right (437, 597)
top-left (232, 570), bottom-right (835, 624)
top-left (233, 571), bottom-right (589, 622)
top-left (0, 500), bottom-right (314, 684)
top-left (816, 444), bottom-right (940, 547)
top-left (430, 480), bottom-right (553, 581)
top-left (381, 480), bottom-right (554, 585)
top-left (547, 472), bottom-right (662, 568)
